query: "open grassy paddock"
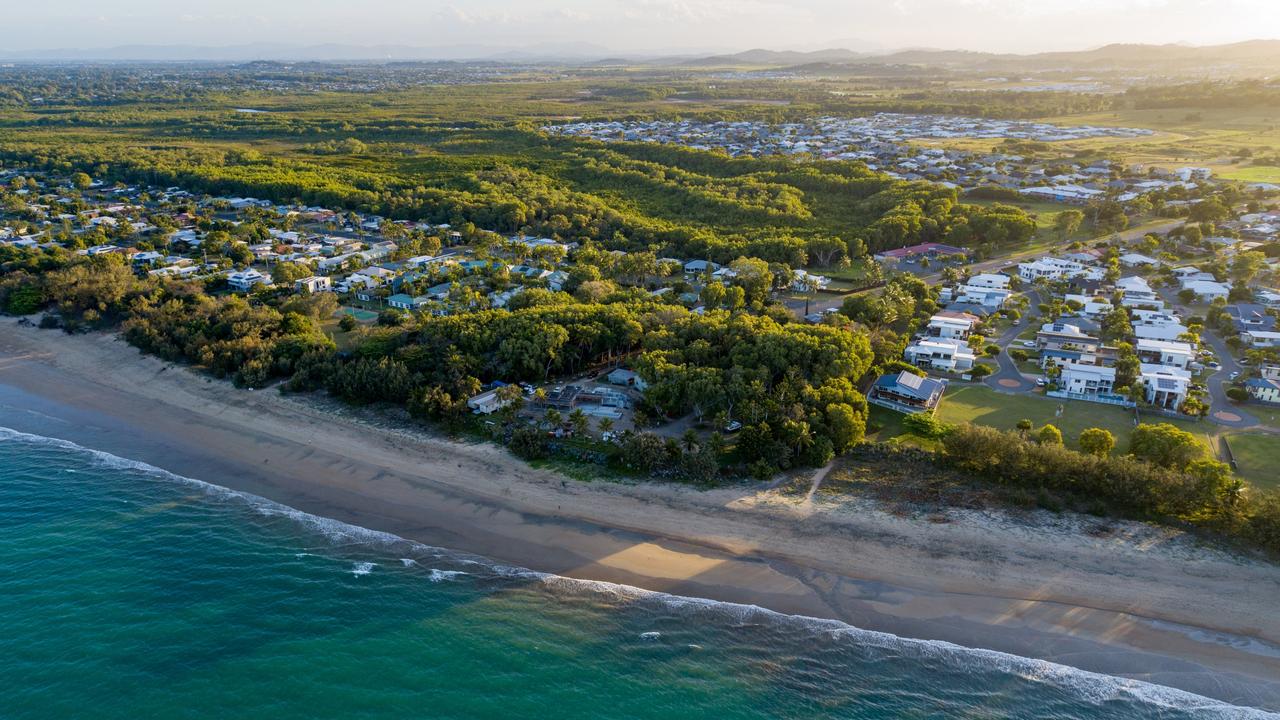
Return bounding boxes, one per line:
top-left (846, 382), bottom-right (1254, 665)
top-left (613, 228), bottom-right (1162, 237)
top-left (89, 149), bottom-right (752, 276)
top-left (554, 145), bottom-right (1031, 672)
top-left (932, 384), bottom-right (1214, 452)
top-left (1226, 432), bottom-right (1280, 491)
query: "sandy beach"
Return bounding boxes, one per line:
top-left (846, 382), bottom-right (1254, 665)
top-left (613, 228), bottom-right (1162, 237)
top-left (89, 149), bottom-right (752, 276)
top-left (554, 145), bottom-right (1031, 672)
top-left (2, 323), bottom-right (1279, 710)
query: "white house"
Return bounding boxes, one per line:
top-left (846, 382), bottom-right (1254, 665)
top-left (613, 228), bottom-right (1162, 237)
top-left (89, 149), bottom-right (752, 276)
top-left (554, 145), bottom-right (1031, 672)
top-left (926, 312), bottom-right (978, 339)
top-left (1182, 279), bottom-right (1231, 302)
top-left (1140, 364), bottom-right (1191, 411)
top-left (1117, 276), bottom-right (1164, 309)
top-left (1135, 339), bottom-right (1194, 369)
top-left (1118, 253), bottom-right (1159, 268)
top-left (294, 276), bottom-right (332, 293)
top-left (1058, 362), bottom-right (1116, 396)
top-left (1131, 309), bottom-right (1189, 342)
top-left (227, 269), bottom-right (272, 292)
top-left (1065, 294), bottom-right (1112, 319)
top-left (467, 388), bottom-right (511, 415)
top-left (1018, 257), bottom-right (1097, 282)
top-left (966, 273), bottom-right (1011, 290)
top-left (1242, 330), bottom-right (1280, 348)
top-left (904, 338), bottom-right (976, 373)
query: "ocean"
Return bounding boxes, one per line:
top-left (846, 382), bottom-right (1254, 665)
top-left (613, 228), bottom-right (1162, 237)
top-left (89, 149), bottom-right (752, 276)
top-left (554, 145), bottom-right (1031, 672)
top-left (2, 425), bottom-right (1272, 720)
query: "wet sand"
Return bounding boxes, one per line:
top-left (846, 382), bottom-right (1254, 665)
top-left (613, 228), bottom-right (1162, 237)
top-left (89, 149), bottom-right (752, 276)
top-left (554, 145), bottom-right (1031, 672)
top-left (2, 324), bottom-right (1279, 710)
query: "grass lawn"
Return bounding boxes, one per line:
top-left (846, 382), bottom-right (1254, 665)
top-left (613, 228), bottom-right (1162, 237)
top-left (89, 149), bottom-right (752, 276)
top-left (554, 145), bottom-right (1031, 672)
top-left (933, 385), bottom-right (1213, 452)
top-left (1225, 432), bottom-right (1280, 491)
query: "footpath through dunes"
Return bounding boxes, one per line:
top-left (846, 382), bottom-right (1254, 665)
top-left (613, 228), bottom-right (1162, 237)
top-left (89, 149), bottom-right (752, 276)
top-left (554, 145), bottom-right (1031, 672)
top-left (1, 324), bottom-right (1280, 710)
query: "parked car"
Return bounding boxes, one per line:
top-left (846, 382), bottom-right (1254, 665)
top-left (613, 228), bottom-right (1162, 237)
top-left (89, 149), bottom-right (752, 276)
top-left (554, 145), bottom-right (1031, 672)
top-left (723, 420), bottom-right (743, 433)
top-left (1229, 371), bottom-right (1240, 380)
top-left (1021, 340), bottom-right (1036, 348)
top-left (1207, 361), bottom-right (1221, 369)
top-left (1035, 378), bottom-right (1047, 387)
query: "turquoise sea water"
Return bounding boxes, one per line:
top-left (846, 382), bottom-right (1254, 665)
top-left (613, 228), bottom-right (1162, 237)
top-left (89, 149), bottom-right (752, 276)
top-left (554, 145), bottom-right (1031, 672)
top-left (1, 426), bottom-right (1272, 720)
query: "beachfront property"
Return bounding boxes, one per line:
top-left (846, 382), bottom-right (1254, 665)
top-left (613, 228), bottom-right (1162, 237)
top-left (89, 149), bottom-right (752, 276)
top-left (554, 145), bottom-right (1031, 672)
top-left (467, 388), bottom-right (511, 415)
top-left (1139, 364), bottom-right (1191, 411)
top-left (1056, 362), bottom-right (1118, 397)
top-left (868, 371), bottom-right (947, 415)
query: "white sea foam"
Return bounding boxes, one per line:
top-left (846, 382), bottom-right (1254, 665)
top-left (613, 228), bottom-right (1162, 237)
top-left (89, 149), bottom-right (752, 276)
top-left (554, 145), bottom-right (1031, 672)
top-left (427, 569), bottom-right (466, 583)
top-left (2, 424), bottom-right (1274, 719)
top-left (400, 558), bottom-right (416, 567)
top-left (639, 631), bottom-right (661, 640)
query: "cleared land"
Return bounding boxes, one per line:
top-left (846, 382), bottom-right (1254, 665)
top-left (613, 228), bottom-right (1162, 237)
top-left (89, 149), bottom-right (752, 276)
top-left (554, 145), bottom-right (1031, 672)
top-left (1226, 432), bottom-right (1280, 491)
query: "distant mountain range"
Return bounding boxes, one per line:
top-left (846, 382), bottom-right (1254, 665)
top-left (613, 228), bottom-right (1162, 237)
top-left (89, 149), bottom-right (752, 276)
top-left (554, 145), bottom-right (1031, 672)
top-left (685, 40), bottom-right (1280, 71)
top-left (2, 39), bottom-right (1278, 69)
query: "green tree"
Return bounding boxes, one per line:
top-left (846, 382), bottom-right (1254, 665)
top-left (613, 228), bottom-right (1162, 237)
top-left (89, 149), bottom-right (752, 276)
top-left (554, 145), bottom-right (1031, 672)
top-left (1054, 210), bottom-right (1083, 240)
top-left (1129, 422), bottom-right (1205, 470)
top-left (1036, 424), bottom-right (1063, 446)
top-left (1078, 427), bottom-right (1115, 458)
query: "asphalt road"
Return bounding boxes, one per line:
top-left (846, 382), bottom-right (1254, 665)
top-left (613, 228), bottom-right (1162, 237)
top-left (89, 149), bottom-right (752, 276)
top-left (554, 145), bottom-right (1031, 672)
top-left (985, 290), bottom-right (1041, 393)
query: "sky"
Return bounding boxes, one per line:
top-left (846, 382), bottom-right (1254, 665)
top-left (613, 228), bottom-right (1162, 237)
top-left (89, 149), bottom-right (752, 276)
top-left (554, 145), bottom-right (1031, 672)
top-left (6, 0), bottom-right (1279, 55)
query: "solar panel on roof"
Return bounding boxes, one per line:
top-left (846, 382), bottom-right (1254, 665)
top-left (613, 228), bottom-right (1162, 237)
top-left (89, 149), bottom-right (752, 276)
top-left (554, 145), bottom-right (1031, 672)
top-left (1157, 378), bottom-right (1178, 390)
top-left (899, 372), bottom-right (924, 390)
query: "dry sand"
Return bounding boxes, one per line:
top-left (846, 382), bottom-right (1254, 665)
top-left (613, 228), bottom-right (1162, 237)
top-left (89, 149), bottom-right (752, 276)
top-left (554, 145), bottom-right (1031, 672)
top-left (2, 323), bottom-right (1279, 709)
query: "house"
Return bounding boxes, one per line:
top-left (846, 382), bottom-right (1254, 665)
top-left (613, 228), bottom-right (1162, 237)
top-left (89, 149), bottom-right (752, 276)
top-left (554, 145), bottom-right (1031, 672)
top-left (965, 273), bottom-right (1011, 290)
top-left (1130, 309), bottom-right (1188, 342)
top-left (1245, 377), bottom-right (1280, 405)
top-left (904, 338), bottom-right (976, 373)
top-left (295, 276), bottom-right (332, 293)
top-left (227, 269), bottom-right (272, 292)
top-left (1242, 330), bottom-right (1280, 348)
top-left (1064, 294), bottom-right (1112, 319)
top-left (131, 250), bottom-right (164, 266)
top-left (467, 388), bottom-right (511, 415)
top-left (1257, 289), bottom-right (1280, 308)
top-left (352, 266), bottom-right (396, 286)
top-left (1018, 256), bottom-right (1103, 283)
top-left (872, 242), bottom-right (968, 265)
top-left (942, 283), bottom-right (1013, 309)
top-left (1225, 304), bottom-right (1276, 333)
top-left (1117, 276), bottom-right (1164, 309)
top-left (1182, 279), bottom-right (1230, 303)
top-left (606, 368), bottom-right (648, 390)
top-left (1135, 339), bottom-right (1194, 369)
top-left (683, 259), bottom-right (720, 277)
top-left (1118, 253), bottom-right (1159, 268)
top-left (1058, 362), bottom-right (1116, 396)
top-left (386, 293), bottom-right (430, 311)
top-left (1140, 364), bottom-right (1191, 411)
top-left (926, 311), bottom-right (979, 339)
top-left (868, 372), bottom-right (947, 414)
top-left (791, 269), bottom-right (829, 291)
top-left (1035, 322), bottom-right (1117, 369)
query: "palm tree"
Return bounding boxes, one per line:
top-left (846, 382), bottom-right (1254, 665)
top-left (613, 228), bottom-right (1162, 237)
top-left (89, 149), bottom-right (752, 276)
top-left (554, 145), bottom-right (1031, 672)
top-left (597, 417), bottom-right (614, 437)
top-left (543, 408), bottom-right (562, 430)
top-left (681, 428), bottom-right (700, 453)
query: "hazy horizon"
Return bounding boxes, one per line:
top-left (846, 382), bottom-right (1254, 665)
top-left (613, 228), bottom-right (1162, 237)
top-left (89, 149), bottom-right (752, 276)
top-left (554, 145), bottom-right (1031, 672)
top-left (6, 0), bottom-right (1279, 57)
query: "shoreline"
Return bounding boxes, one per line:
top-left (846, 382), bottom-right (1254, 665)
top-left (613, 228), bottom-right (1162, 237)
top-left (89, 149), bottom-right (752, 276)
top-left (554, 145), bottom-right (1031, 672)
top-left (3, 324), bottom-right (1279, 710)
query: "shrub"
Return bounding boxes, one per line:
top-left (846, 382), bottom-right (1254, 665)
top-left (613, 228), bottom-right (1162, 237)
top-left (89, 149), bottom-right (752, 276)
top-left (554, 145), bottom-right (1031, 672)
top-left (969, 364), bottom-right (994, 378)
top-left (1226, 387), bottom-right (1249, 403)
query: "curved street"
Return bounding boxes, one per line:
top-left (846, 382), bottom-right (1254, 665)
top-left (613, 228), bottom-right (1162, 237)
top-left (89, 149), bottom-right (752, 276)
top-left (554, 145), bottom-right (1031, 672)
top-left (985, 289), bottom-right (1040, 393)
